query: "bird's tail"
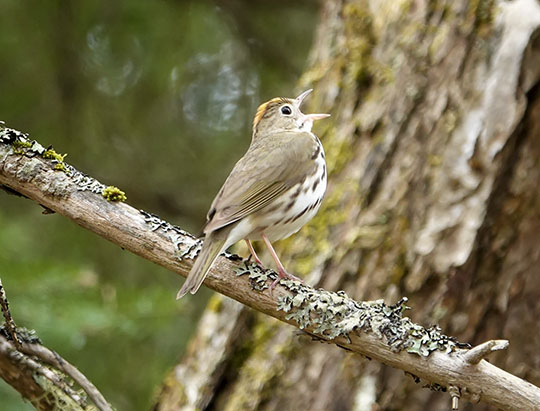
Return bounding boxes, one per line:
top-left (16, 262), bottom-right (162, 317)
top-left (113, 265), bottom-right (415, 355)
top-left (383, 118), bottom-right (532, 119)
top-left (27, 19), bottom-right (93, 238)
top-left (176, 234), bottom-right (228, 299)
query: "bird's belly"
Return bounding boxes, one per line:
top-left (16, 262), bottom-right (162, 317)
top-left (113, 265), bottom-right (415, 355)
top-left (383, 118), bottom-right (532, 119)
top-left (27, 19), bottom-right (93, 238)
top-left (260, 199), bottom-right (322, 241)
top-left (247, 163), bottom-right (327, 242)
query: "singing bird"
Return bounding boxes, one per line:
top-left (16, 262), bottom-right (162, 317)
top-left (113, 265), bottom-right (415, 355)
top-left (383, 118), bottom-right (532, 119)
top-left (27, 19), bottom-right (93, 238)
top-left (177, 89), bottom-right (329, 298)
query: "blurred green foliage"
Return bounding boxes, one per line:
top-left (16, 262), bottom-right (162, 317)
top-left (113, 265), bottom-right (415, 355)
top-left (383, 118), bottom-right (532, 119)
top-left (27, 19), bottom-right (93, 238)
top-left (0, 0), bottom-right (317, 409)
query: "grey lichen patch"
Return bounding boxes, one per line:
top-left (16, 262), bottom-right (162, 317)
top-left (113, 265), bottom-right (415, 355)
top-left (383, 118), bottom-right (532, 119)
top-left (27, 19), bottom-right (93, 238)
top-left (405, 323), bottom-right (465, 356)
top-left (70, 169), bottom-right (108, 194)
top-left (234, 261), bottom-right (274, 292)
top-left (0, 326), bottom-right (41, 345)
top-left (72, 170), bottom-right (128, 203)
top-left (69, 167), bottom-right (127, 204)
top-left (274, 283), bottom-right (468, 356)
top-left (140, 210), bottom-right (201, 260)
top-left (0, 127), bottom-right (46, 157)
top-left (43, 173), bottom-right (72, 198)
top-left (15, 157), bottom-right (44, 183)
top-left (0, 126), bottom-right (70, 191)
top-left (102, 185), bottom-right (127, 202)
top-left (33, 373), bottom-right (88, 409)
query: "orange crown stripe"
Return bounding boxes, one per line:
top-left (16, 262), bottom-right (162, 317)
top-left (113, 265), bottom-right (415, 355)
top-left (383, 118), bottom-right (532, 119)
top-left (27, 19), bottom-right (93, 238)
top-left (252, 97), bottom-right (290, 130)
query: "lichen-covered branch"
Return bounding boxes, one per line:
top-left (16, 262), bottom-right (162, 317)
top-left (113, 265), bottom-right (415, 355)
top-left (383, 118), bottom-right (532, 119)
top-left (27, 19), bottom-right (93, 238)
top-left (1, 127), bottom-right (539, 410)
top-left (1, 275), bottom-right (113, 410)
top-left (0, 331), bottom-right (89, 410)
top-left (20, 340), bottom-right (113, 411)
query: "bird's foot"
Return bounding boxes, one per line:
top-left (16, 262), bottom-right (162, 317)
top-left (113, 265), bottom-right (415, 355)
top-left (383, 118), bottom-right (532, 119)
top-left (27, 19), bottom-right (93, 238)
top-left (270, 268), bottom-right (305, 291)
top-left (246, 254), bottom-right (266, 271)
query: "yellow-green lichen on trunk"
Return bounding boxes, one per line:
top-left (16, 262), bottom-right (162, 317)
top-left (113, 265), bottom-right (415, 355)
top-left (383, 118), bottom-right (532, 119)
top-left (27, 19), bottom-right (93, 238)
top-left (223, 316), bottom-right (298, 411)
top-left (471, 0), bottom-right (497, 35)
top-left (343, 1), bottom-right (376, 87)
top-left (32, 373), bottom-right (86, 410)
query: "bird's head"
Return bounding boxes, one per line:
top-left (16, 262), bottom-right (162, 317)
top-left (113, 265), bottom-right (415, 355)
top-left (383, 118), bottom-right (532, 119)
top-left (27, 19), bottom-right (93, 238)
top-left (252, 89), bottom-right (330, 138)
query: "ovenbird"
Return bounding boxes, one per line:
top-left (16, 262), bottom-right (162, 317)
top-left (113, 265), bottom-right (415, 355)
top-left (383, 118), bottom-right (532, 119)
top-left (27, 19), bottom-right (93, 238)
top-left (177, 89), bottom-right (329, 298)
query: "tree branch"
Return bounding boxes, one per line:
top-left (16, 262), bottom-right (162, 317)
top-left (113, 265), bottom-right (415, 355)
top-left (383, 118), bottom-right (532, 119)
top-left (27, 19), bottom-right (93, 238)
top-left (1, 274), bottom-right (113, 410)
top-left (0, 278), bottom-right (22, 350)
top-left (1, 126), bottom-right (539, 410)
top-left (0, 334), bottom-right (85, 410)
top-left (20, 341), bottom-right (113, 411)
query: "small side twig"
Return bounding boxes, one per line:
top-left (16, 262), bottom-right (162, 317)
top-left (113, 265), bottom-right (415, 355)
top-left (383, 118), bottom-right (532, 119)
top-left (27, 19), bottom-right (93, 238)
top-left (0, 277), bottom-right (22, 350)
top-left (463, 340), bottom-right (509, 365)
top-left (448, 385), bottom-right (460, 410)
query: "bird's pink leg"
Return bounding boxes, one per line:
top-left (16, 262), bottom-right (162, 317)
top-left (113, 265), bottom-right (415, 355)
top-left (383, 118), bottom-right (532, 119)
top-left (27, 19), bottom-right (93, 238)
top-left (245, 239), bottom-right (265, 268)
top-left (261, 233), bottom-right (304, 289)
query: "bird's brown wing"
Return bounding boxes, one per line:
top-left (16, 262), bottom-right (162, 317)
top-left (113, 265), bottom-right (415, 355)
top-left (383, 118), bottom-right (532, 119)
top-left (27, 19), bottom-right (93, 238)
top-left (203, 131), bottom-right (318, 234)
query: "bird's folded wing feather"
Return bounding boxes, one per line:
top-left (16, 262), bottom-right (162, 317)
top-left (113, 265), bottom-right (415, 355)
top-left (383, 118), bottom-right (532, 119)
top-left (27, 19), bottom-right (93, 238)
top-left (203, 131), bottom-right (318, 233)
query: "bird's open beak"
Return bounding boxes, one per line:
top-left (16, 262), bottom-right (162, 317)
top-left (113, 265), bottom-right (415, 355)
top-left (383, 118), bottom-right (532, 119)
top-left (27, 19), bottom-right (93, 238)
top-left (303, 113), bottom-right (331, 121)
top-left (296, 89), bottom-right (330, 122)
top-left (296, 89), bottom-right (314, 104)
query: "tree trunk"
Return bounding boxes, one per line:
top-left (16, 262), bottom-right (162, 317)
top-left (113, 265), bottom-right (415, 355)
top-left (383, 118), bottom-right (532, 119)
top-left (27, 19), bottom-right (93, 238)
top-left (155, 0), bottom-right (540, 409)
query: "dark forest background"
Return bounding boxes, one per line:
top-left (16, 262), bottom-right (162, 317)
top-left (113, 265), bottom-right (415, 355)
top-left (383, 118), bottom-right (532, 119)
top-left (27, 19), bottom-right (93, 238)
top-left (0, 1), bottom-right (319, 409)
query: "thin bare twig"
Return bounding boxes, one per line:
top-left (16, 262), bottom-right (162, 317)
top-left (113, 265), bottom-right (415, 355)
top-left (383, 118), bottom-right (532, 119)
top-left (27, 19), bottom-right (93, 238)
top-left (463, 340), bottom-right (510, 365)
top-left (448, 385), bottom-right (460, 410)
top-left (0, 278), bottom-right (22, 350)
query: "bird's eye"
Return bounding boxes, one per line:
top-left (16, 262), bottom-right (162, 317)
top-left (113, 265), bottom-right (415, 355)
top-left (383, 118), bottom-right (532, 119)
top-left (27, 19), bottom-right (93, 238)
top-left (281, 105), bottom-right (292, 116)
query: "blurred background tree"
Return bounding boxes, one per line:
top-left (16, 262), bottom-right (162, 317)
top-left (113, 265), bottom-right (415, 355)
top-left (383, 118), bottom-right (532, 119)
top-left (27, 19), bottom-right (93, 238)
top-left (155, 0), bottom-right (540, 410)
top-left (0, 1), bottom-right (319, 409)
